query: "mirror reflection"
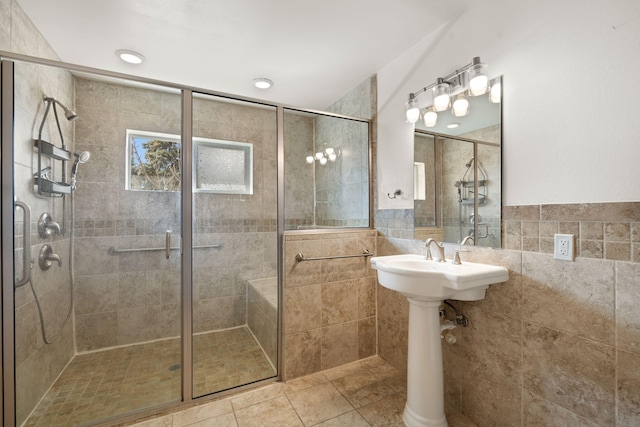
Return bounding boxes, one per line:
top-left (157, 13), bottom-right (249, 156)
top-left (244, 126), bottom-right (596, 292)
top-left (413, 77), bottom-right (501, 247)
top-left (284, 109), bottom-right (370, 230)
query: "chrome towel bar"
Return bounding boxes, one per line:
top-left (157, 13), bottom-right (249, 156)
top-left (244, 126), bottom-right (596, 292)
top-left (108, 244), bottom-right (222, 255)
top-left (295, 249), bottom-right (372, 262)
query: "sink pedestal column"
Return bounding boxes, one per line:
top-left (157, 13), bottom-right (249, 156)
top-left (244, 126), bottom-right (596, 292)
top-left (403, 299), bottom-right (448, 427)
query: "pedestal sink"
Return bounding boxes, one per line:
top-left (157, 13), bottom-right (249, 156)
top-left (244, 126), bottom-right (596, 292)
top-left (370, 254), bottom-right (508, 427)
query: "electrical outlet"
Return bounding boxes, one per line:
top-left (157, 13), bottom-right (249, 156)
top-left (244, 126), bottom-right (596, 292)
top-left (554, 234), bottom-right (574, 261)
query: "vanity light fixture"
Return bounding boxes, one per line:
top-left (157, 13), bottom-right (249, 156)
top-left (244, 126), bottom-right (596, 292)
top-left (423, 106), bottom-right (438, 127)
top-left (116, 49), bottom-right (145, 64)
top-left (404, 56), bottom-right (490, 123)
top-left (452, 93), bottom-right (470, 117)
top-left (489, 77), bottom-right (501, 103)
top-left (306, 147), bottom-right (340, 165)
top-left (253, 78), bottom-right (273, 89)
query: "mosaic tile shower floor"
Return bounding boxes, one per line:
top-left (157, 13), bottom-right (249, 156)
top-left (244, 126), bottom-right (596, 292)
top-left (23, 326), bottom-right (276, 427)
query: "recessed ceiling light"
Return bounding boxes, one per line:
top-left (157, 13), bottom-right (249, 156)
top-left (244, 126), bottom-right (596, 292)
top-left (253, 78), bottom-right (273, 89)
top-left (447, 123), bottom-right (460, 129)
top-left (116, 49), bottom-right (145, 65)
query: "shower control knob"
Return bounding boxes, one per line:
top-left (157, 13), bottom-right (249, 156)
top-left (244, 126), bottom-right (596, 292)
top-left (39, 244), bottom-right (62, 270)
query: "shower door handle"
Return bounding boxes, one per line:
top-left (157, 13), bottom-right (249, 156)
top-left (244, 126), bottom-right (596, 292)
top-left (165, 230), bottom-right (171, 259)
top-left (15, 200), bottom-right (32, 287)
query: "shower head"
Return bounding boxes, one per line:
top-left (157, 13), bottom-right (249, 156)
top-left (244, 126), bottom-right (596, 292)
top-left (465, 158), bottom-right (474, 168)
top-left (71, 151), bottom-right (91, 175)
top-left (44, 96), bottom-right (79, 121)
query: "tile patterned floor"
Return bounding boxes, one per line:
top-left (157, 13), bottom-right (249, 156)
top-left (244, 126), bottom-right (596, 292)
top-left (23, 327), bottom-right (276, 427)
top-left (125, 356), bottom-right (478, 427)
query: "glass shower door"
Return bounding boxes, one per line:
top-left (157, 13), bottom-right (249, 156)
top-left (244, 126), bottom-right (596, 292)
top-left (9, 59), bottom-right (184, 426)
top-left (191, 93), bottom-right (278, 397)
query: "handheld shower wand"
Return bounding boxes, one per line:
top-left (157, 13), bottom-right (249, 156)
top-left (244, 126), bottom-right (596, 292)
top-left (71, 151), bottom-right (91, 189)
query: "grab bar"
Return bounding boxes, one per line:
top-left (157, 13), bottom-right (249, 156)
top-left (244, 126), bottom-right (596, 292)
top-left (15, 200), bottom-right (32, 287)
top-left (108, 244), bottom-right (222, 255)
top-left (295, 249), bottom-right (372, 262)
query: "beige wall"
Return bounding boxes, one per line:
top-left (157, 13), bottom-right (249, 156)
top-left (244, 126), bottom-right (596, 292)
top-left (376, 202), bottom-right (640, 426)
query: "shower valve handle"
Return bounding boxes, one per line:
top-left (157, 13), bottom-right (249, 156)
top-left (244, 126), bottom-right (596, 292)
top-left (39, 244), bottom-right (62, 270)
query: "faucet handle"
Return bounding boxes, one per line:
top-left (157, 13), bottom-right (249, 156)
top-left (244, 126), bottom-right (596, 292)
top-left (452, 249), bottom-right (469, 265)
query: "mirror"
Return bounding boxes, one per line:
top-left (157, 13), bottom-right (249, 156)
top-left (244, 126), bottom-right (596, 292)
top-left (413, 77), bottom-right (502, 247)
top-left (283, 108), bottom-right (370, 230)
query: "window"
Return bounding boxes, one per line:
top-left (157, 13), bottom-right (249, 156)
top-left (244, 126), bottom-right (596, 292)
top-left (126, 130), bottom-right (253, 194)
top-left (127, 130), bottom-right (181, 191)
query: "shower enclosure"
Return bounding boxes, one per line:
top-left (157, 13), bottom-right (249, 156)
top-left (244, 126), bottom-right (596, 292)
top-left (2, 53), bottom-right (371, 427)
top-left (2, 56), bottom-right (283, 426)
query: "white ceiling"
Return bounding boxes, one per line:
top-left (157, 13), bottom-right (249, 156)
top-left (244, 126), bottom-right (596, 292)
top-left (17, 0), bottom-right (474, 110)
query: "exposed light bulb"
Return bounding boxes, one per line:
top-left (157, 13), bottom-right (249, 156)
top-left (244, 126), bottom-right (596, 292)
top-left (405, 96), bottom-right (420, 123)
top-left (432, 81), bottom-right (450, 112)
top-left (325, 147), bottom-right (334, 155)
top-left (490, 81), bottom-right (501, 103)
top-left (328, 153), bottom-right (337, 162)
top-left (306, 155), bottom-right (314, 164)
top-left (315, 152), bottom-right (324, 160)
top-left (467, 58), bottom-right (488, 96)
top-left (319, 156), bottom-right (328, 165)
top-left (423, 108), bottom-right (438, 127)
top-left (452, 95), bottom-right (470, 117)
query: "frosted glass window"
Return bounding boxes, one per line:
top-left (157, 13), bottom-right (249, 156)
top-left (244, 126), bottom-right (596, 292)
top-left (194, 139), bottom-right (253, 194)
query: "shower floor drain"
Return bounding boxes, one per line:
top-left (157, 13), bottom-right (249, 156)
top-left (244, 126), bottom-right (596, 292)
top-left (168, 364), bottom-right (181, 371)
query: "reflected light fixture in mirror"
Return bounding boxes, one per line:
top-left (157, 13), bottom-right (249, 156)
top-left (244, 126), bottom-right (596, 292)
top-left (404, 57), bottom-right (489, 124)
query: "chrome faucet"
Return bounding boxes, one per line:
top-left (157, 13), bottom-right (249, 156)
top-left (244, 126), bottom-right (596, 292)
top-left (460, 235), bottom-right (474, 246)
top-left (425, 238), bottom-right (446, 262)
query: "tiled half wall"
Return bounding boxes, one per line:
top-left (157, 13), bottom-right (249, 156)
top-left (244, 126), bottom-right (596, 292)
top-left (283, 230), bottom-right (377, 380)
top-left (376, 201), bottom-right (640, 426)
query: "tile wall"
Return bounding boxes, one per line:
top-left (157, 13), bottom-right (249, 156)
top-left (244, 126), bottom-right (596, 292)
top-left (72, 78), bottom-right (279, 351)
top-left (3, 1), bottom-right (77, 423)
top-left (283, 230), bottom-right (378, 380)
top-left (376, 201), bottom-right (640, 426)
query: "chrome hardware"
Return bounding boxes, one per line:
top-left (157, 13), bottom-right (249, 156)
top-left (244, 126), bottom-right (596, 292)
top-left (460, 235), bottom-right (474, 246)
top-left (295, 249), bottom-right (372, 262)
top-left (38, 212), bottom-right (61, 238)
top-left (15, 200), bottom-right (33, 287)
top-left (39, 244), bottom-right (62, 270)
top-left (425, 238), bottom-right (445, 262)
top-left (452, 249), bottom-right (469, 265)
top-left (165, 230), bottom-right (171, 259)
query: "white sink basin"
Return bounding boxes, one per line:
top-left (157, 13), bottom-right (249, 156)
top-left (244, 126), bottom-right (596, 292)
top-left (370, 254), bottom-right (508, 302)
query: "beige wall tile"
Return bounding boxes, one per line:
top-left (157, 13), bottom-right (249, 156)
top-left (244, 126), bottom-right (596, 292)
top-left (461, 363), bottom-right (522, 427)
top-left (523, 390), bottom-right (601, 427)
top-left (358, 317), bottom-right (376, 359)
top-left (616, 262), bottom-right (640, 353)
top-left (322, 322), bottom-right (359, 370)
top-left (522, 253), bottom-right (615, 344)
top-left (522, 322), bottom-right (615, 424)
top-left (322, 280), bottom-right (358, 326)
top-left (284, 284), bottom-right (322, 334)
top-left (285, 329), bottom-right (321, 380)
top-left (617, 349), bottom-right (640, 427)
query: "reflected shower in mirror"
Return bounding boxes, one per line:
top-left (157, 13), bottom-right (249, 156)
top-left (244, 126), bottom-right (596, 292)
top-left (413, 77), bottom-right (501, 247)
top-left (284, 109), bottom-right (370, 230)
